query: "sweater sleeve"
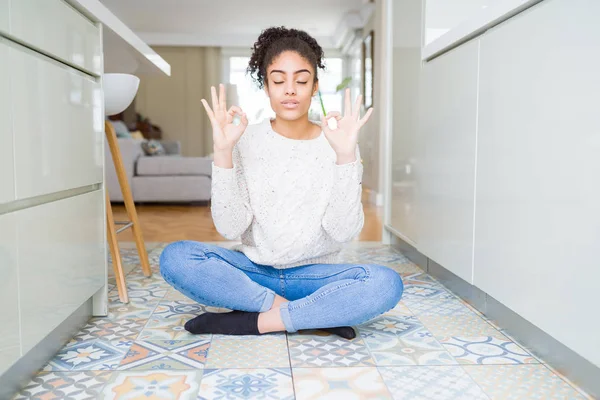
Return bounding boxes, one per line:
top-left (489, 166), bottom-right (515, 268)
top-left (322, 145), bottom-right (365, 242)
top-left (210, 145), bottom-right (253, 240)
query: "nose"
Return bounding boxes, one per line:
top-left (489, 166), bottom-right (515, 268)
top-left (285, 82), bottom-right (296, 96)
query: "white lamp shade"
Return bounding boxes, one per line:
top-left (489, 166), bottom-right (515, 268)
top-left (103, 73), bottom-right (140, 116)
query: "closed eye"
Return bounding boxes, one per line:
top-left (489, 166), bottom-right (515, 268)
top-left (297, 81), bottom-right (308, 84)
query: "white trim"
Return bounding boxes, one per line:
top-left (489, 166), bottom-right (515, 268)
top-left (65, 0), bottom-right (171, 76)
top-left (422, 0), bottom-right (543, 61)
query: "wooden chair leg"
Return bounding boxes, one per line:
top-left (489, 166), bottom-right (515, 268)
top-left (106, 191), bottom-right (129, 304)
top-left (105, 121), bottom-right (152, 277)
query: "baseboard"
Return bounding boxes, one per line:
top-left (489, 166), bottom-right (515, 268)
top-left (389, 233), bottom-right (600, 399)
top-left (0, 298), bottom-right (93, 399)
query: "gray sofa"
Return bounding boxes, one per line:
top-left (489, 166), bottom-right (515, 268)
top-left (105, 138), bottom-right (212, 203)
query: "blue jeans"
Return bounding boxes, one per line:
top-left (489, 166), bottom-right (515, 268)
top-left (159, 241), bottom-right (404, 332)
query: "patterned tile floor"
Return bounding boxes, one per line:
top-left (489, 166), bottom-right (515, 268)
top-left (13, 242), bottom-right (591, 400)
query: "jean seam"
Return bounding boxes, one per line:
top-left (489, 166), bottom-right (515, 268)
top-left (284, 265), bottom-right (371, 280)
top-left (205, 251), bottom-right (275, 278)
top-left (287, 267), bottom-right (371, 311)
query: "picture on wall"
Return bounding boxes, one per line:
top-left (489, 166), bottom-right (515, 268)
top-left (362, 30), bottom-right (374, 108)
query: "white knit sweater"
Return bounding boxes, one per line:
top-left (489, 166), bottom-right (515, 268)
top-left (211, 118), bottom-right (364, 269)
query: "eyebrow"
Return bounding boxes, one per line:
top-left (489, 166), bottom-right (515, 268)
top-left (269, 69), bottom-right (312, 75)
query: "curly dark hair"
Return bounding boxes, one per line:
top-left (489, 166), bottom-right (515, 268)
top-left (247, 26), bottom-right (325, 89)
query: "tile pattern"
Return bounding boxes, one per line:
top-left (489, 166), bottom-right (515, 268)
top-left (206, 335), bottom-right (290, 369)
top-left (440, 336), bottom-right (537, 365)
top-left (118, 339), bottom-right (211, 370)
top-left (13, 243), bottom-right (589, 400)
top-left (463, 365), bottom-right (588, 399)
top-left (288, 331), bottom-right (375, 367)
top-left (198, 368), bottom-right (294, 400)
top-left (14, 371), bottom-right (111, 399)
top-left (293, 367), bottom-right (392, 400)
top-left (418, 315), bottom-right (506, 339)
top-left (102, 370), bottom-right (203, 398)
top-left (379, 366), bottom-right (490, 400)
top-left (358, 315), bottom-right (456, 366)
top-left (43, 339), bottom-right (130, 371)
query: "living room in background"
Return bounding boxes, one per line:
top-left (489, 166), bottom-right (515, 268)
top-left (223, 54), bottom-right (345, 124)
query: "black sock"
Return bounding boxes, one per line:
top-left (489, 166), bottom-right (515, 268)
top-left (184, 311), bottom-right (260, 335)
top-left (320, 326), bottom-right (357, 340)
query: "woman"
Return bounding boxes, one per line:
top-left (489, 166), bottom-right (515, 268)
top-left (160, 26), bottom-right (403, 339)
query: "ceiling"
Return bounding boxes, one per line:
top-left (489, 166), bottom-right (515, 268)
top-left (100, 0), bottom-right (372, 49)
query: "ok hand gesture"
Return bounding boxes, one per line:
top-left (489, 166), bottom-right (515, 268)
top-left (201, 84), bottom-right (248, 152)
top-left (321, 89), bottom-right (373, 163)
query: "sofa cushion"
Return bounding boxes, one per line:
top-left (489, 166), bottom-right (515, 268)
top-left (136, 156), bottom-right (212, 177)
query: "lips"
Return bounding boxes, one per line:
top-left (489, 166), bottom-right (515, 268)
top-left (281, 100), bottom-right (299, 109)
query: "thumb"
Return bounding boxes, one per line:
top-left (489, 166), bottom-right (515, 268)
top-left (240, 112), bottom-right (249, 129)
top-left (321, 115), bottom-right (333, 136)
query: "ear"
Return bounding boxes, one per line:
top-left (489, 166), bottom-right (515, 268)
top-left (312, 79), bottom-right (319, 96)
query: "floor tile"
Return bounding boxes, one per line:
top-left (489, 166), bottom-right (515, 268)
top-left (418, 315), bottom-right (507, 339)
top-left (107, 263), bottom-right (137, 278)
top-left (288, 331), bottom-right (375, 367)
top-left (108, 297), bottom-right (160, 320)
top-left (68, 317), bottom-right (146, 345)
top-left (404, 296), bottom-right (475, 316)
top-left (102, 370), bottom-right (203, 399)
top-left (293, 367), bottom-right (392, 400)
top-left (206, 335), bottom-right (289, 369)
top-left (108, 248), bottom-right (145, 266)
top-left (385, 301), bottom-right (413, 316)
top-left (463, 364), bottom-right (587, 399)
top-left (138, 300), bottom-right (216, 341)
top-left (198, 368), bottom-right (294, 399)
top-left (379, 366), bottom-right (490, 400)
top-left (358, 315), bottom-right (456, 366)
top-left (402, 274), bottom-right (452, 302)
top-left (139, 315), bottom-right (205, 341)
top-left (43, 339), bottom-right (131, 371)
top-left (440, 336), bottom-right (538, 365)
top-left (13, 371), bottom-right (111, 399)
top-left (118, 339), bottom-right (211, 370)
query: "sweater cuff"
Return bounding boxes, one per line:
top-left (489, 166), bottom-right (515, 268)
top-left (212, 162), bottom-right (237, 181)
top-left (333, 157), bottom-right (362, 183)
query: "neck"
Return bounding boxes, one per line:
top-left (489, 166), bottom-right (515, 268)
top-left (271, 116), bottom-right (317, 140)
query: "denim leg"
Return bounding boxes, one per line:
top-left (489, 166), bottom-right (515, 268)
top-left (159, 240), bottom-right (280, 312)
top-left (279, 263), bottom-right (404, 332)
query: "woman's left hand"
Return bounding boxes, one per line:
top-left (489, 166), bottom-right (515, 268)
top-left (321, 88), bottom-right (373, 164)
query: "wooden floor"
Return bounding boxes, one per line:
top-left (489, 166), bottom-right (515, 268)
top-left (112, 190), bottom-right (383, 243)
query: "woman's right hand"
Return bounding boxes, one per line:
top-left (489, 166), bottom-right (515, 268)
top-left (201, 83), bottom-right (248, 152)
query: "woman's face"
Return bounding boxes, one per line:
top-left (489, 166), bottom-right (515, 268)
top-left (264, 51), bottom-right (318, 121)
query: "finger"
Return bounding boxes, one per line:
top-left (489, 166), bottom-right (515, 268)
top-left (201, 99), bottom-right (215, 121)
top-left (325, 111), bottom-right (342, 121)
top-left (240, 112), bottom-right (249, 129)
top-left (210, 86), bottom-right (219, 112)
top-left (358, 107), bottom-right (374, 127)
top-left (219, 83), bottom-right (226, 111)
top-left (344, 88), bottom-right (352, 117)
top-left (321, 115), bottom-right (333, 135)
top-left (228, 106), bottom-right (244, 116)
top-left (353, 94), bottom-right (363, 120)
